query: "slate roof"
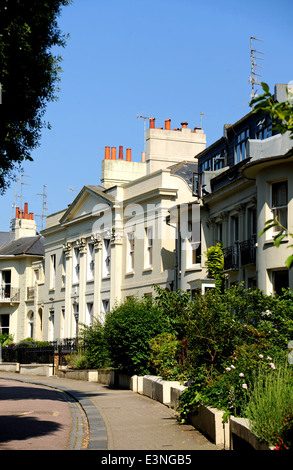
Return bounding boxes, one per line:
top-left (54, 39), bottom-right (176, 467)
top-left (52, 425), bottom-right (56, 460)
top-left (0, 232), bottom-right (15, 249)
top-left (169, 161), bottom-right (199, 191)
top-left (0, 235), bottom-right (44, 257)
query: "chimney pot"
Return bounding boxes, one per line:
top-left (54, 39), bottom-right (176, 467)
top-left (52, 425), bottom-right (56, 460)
top-left (111, 147), bottom-right (116, 160)
top-left (105, 146), bottom-right (110, 160)
top-left (141, 151), bottom-right (146, 163)
top-left (149, 117), bottom-right (155, 129)
top-left (165, 119), bottom-right (171, 130)
top-left (119, 146), bottom-right (123, 160)
top-left (15, 207), bottom-right (20, 219)
top-left (29, 213), bottom-right (34, 220)
top-left (181, 122), bottom-right (188, 129)
top-left (126, 148), bottom-right (131, 162)
top-left (24, 202), bottom-right (29, 219)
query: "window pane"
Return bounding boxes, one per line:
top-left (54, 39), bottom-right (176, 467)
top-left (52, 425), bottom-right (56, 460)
top-left (272, 181), bottom-right (288, 207)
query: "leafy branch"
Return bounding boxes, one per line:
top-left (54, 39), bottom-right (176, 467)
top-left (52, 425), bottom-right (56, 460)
top-left (259, 218), bottom-right (293, 268)
top-left (250, 82), bottom-right (293, 138)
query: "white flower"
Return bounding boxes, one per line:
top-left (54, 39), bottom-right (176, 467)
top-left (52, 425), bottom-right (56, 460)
top-left (226, 367), bottom-right (231, 372)
top-left (259, 354), bottom-right (263, 359)
top-left (267, 356), bottom-right (272, 360)
top-left (269, 362), bottom-right (276, 369)
top-left (242, 383), bottom-right (248, 389)
top-left (231, 365), bottom-right (235, 369)
top-left (239, 373), bottom-right (245, 377)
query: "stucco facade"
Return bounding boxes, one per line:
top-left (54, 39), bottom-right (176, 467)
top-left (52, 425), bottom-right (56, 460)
top-left (40, 119), bottom-right (207, 341)
top-left (197, 88), bottom-right (293, 295)
top-left (0, 204), bottom-right (45, 343)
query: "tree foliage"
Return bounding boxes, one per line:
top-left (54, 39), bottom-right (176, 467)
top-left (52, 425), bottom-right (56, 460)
top-left (251, 82), bottom-right (293, 267)
top-left (204, 243), bottom-right (224, 292)
top-left (0, 0), bottom-right (71, 192)
top-left (250, 82), bottom-right (293, 138)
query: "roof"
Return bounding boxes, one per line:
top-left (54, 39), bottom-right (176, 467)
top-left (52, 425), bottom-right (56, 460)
top-left (169, 161), bottom-right (198, 190)
top-left (0, 232), bottom-right (14, 249)
top-left (59, 184), bottom-right (115, 225)
top-left (0, 235), bottom-right (45, 257)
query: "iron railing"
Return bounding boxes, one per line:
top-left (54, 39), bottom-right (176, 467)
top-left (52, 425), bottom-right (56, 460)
top-left (223, 244), bottom-right (239, 271)
top-left (239, 237), bottom-right (256, 266)
top-left (0, 287), bottom-right (20, 302)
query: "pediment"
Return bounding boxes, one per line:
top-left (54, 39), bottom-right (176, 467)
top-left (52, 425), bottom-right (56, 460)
top-left (60, 185), bottom-right (114, 225)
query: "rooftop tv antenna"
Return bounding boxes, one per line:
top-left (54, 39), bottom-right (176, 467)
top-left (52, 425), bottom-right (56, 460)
top-left (249, 37), bottom-right (264, 100)
top-left (36, 184), bottom-right (48, 231)
top-left (200, 112), bottom-right (208, 128)
top-left (69, 187), bottom-right (78, 201)
top-left (19, 174), bottom-right (31, 210)
top-left (137, 114), bottom-right (151, 151)
top-left (10, 177), bottom-right (20, 229)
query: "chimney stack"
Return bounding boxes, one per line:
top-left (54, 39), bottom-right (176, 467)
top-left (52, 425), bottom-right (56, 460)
top-left (105, 146), bottom-right (110, 160)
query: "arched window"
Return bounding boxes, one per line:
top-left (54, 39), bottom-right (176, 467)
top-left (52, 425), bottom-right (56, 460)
top-left (28, 311), bottom-right (34, 338)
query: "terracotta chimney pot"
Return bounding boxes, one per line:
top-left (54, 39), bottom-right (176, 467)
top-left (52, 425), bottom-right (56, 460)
top-left (15, 207), bottom-right (20, 219)
top-left (24, 202), bottom-right (29, 219)
top-left (126, 148), bottom-right (131, 162)
top-left (141, 151), bottom-right (146, 163)
top-left (119, 146), bottom-right (123, 160)
top-left (181, 122), bottom-right (188, 129)
top-left (111, 147), bottom-right (116, 160)
top-left (105, 146), bottom-right (110, 160)
top-left (165, 119), bottom-right (171, 130)
top-left (29, 213), bottom-right (34, 220)
top-left (149, 117), bottom-right (155, 129)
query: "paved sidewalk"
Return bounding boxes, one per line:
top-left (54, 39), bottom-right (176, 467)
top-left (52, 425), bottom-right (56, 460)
top-left (0, 372), bottom-right (218, 451)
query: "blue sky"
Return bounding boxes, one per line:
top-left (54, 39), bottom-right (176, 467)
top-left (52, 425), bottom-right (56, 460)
top-left (0, 0), bottom-right (292, 232)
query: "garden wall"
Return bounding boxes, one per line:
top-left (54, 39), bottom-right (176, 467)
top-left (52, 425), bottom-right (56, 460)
top-left (0, 364), bottom-right (272, 450)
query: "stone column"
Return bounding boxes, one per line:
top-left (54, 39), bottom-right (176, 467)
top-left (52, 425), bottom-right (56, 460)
top-left (91, 234), bottom-right (102, 321)
top-left (63, 242), bottom-right (72, 338)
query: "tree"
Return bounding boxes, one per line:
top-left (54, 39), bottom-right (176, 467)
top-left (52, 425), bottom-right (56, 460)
top-left (0, 0), bottom-right (71, 193)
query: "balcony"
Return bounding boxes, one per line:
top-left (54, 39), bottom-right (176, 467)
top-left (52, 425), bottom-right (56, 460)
top-left (239, 237), bottom-right (256, 266)
top-left (223, 244), bottom-right (239, 271)
top-left (0, 287), bottom-right (20, 303)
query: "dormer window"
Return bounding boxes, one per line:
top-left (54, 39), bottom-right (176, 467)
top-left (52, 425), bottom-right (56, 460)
top-left (235, 129), bottom-right (249, 163)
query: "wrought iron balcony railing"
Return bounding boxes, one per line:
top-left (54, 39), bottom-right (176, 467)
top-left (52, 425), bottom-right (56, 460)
top-left (223, 244), bottom-right (239, 271)
top-left (0, 287), bottom-right (20, 303)
top-left (239, 236), bottom-right (256, 266)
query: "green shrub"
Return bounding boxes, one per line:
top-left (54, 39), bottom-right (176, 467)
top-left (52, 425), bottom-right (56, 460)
top-left (104, 295), bottom-right (165, 376)
top-left (0, 333), bottom-right (14, 346)
top-left (69, 353), bottom-right (89, 370)
top-left (245, 361), bottom-right (293, 448)
top-left (149, 332), bottom-right (182, 380)
top-left (79, 318), bottom-right (110, 369)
